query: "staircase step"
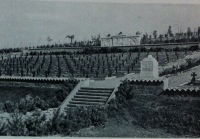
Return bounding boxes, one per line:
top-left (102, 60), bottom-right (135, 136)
top-left (72, 98), bottom-right (107, 102)
top-left (66, 104), bottom-right (77, 108)
top-left (81, 87), bottom-right (114, 91)
top-left (69, 101), bottom-right (104, 105)
top-left (67, 104), bottom-right (89, 108)
top-left (76, 92), bottom-right (111, 96)
top-left (78, 90), bottom-right (113, 93)
top-left (74, 95), bottom-right (108, 99)
top-left (66, 104), bottom-right (96, 108)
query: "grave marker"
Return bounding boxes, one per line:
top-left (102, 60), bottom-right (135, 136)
top-left (191, 72), bottom-right (197, 84)
top-left (140, 55), bottom-right (158, 79)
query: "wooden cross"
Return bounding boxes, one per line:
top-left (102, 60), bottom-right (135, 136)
top-left (191, 72), bottom-right (197, 84)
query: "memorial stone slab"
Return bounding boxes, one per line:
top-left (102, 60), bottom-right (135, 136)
top-left (140, 55), bottom-right (158, 79)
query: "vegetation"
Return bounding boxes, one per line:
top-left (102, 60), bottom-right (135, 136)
top-left (159, 48), bottom-right (200, 76)
top-left (0, 37), bottom-right (200, 136)
top-left (0, 105), bottom-right (107, 136)
top-left (0, 80), bottom-right (78, 113)
top-left (141, 26), bottom-right (200, 44)
top-left (107, 80), bottom-right (200, 137)
top-left (0, 79), bottom-right (200, 137)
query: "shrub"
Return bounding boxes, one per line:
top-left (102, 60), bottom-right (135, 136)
top-left (7, 109), bottom-right (27, 136)
top-left (115, 80), bottom-right (135, 101)
top-left (24, 109), bottom-right (47, 136)
top-left (189, 45), bottom-right (199, 51)
top-left (37, 105), bottom-right (108, 136)
top-left (18, 95), bottom-right (37, 114)
top-left (0, 123), bottom-right (7, 136)
top-left (3, 101), bottom-right (17, 113)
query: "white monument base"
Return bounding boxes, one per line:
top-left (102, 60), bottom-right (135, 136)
top-left (140, 55), bottom-right (158, 79)
top-left (136, 55), bottom-right (169, 90)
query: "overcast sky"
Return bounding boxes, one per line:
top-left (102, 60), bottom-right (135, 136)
top-left (0, 0), bottom-right (200, 48)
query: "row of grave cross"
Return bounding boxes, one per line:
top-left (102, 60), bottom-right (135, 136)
top-left (0, 51), bottom-right (142, 77)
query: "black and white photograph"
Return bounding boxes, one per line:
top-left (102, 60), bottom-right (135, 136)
top-left (0, 0), bottom-right (200, 138)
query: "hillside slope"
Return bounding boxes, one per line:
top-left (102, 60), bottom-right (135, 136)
top-left (70, 109), bottom-right (178, 137)
top-left (70, 81), bottom-right (200, 137)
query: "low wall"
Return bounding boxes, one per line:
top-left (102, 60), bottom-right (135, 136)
top-left (128, 78), bottom-right (168, 90)
top-left (99, 43), bottom-right (199, 50)
top-left (0, 76), bottom-right (85, 84)
top-left (163, 87), bottom-right (200, 97)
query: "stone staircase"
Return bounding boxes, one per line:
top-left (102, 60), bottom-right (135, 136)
top-left (66, 87), bottom-right (114, 108)
top-left (60, 76), bottom-right (132, 111)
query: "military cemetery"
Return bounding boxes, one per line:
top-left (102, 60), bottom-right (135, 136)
top-left (0, 1), bottom-right (200, 138)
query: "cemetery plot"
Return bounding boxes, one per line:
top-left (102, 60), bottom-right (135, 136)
top-left (0, 49), bottom-right (199, 137)
top-left (0, 51), bottom-right (191, 79)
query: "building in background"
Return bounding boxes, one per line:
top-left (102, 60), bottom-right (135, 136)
top-left (101, 33), bottom-right (142, 47)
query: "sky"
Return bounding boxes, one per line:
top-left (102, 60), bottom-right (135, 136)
top-left (0, 0), bottom-right (200, 48)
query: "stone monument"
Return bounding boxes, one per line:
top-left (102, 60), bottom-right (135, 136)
top-left (140, 55), bottom-right (158, 79)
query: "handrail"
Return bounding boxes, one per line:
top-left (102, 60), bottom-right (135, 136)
top-left (59, 78), bottom-right (89, 112)
top-left (59, 81), bottom-right (83, 112)
top-left (105, 82), bottom-right (121, 104)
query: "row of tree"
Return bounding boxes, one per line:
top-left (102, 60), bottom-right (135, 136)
top-left (141, 26), bottom-right (200, 44)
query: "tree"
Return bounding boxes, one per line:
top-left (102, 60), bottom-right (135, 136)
top-left (153, 30), bottom-right (157, 39)
top-left (47, 36), bottom-right (52, 43)
top-left (96, 34), bottom-right (101, 46)
top-left (168, 26), bottom-right (173, 36)
top-left (198, 27), bottom-right (200, 36)
top-left (187, 27), bottom-right (192, 37)
top-left (159, 34), bottom-right (163, 43)
top-left (66, 35), bottom-right (75, 44)
top-left (91, 34), bottom-right (101, 46)
top-left (141, 34), bottom-right (147, 44)
top-left (136, 31), bottom-right (141, 35)
top-left (149, 35), bottom-right (152, 44)
top-left (118, 32), bottom-right (123, 35)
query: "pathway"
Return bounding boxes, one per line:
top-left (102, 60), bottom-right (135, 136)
top-left (167, 65), bottom-right (200, 88)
